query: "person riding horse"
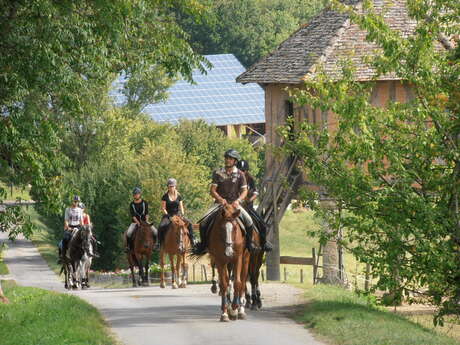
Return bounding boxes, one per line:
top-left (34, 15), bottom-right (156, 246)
top-left (236, 160), bottom-right (272, 252)
top-left (79, 202), bottom-right (100, 257)
top-left (124, 187), bottom-right (157, 252)
top-left (158, 178), bottom-right (195, 247)
top-left (58, 195), bottom-right (84, 263)
top-left (194, 149), bottom-right (256, 254)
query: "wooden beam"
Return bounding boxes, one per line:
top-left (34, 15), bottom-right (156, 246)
top-left (280, 256), bottom-right (314, 265)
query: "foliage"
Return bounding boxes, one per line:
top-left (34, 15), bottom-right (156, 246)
top-left (283, 0), bottom-right (460, 320)
top-left (177, 0), bottom-right (326, 67)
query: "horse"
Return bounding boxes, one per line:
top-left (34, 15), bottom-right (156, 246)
top-left (245, 228), bottom-right (264, 310)
top-left (209, 228), bottom-right (263, 311)
top-left (159, 215), bottom-right (191, 289)
top-left (127, 220), bottom-right (156, 287)
top-left (196, 204), bottom-right (250, 322)
top-left (62, 225), bottom-right (94, 289)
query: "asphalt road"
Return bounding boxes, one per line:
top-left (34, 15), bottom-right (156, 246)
top-left (1, 232), bottom-right (323, 345)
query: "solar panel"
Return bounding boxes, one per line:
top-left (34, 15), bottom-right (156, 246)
top-left (110, 54), bottom-right (265, 126)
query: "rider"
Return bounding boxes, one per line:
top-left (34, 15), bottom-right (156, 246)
top-left (158, 178), bottom-right (195, 247)
top-left (124, 187), bottom-right (156, 253)
top-left (79, 203), bottom-right (99, 257)
top-left (194, 149), bottom-right (256, 254)
top-left (59, 195), bottom-right (83, 263)
top-left (237, 159), bottom-right (272, 252)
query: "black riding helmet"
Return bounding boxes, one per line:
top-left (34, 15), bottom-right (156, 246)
top-left (132, 187), bottom-right (142, 195)
top-left (224, 149), bottom-right (241, 161)
top-left (237, 160), bottom-right (249, 172)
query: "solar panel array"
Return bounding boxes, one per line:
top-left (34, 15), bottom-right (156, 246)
top-left (111, 54), bottom-right (265, 126)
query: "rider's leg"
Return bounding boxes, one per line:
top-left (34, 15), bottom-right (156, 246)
top-left (249, 206), bottom-right (273, 252)
top-left (125, 223), bottom-right (136, 253)
top-left (239, 207), bottom-right (256, 251)
top-left (59, 230), bottom-right (72, 263)
top-left (158, 215), bottom-right (170, 246)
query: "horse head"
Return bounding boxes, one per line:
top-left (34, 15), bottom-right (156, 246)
top-left (221, 205), bottom-right (240, 257)
top-left (80, 225), bottom-right (93, 256)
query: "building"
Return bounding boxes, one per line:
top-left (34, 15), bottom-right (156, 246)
top-left (236, 0), bottom-right (418, 280)
top-left (113, 54), bottom-right (265, 140)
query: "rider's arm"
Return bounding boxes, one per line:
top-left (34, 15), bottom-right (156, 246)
top-left (145, 202), bottom-right (149, 222)
top-left (179, 200), bottom-right (185, 215)
top-left (210, 185), bottom-right (226, 205)
top-left (64, 208), bottom-right (69, 230)
top-left (130, 203), bottom-right (140, 225)
top-left (233, 173), bottom-right (248, 207)
top-left (161, 200), bottom-right (168, 215)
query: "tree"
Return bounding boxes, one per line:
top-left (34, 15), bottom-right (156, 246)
top-left (177, 0), bottom-right (326, 67)
top-left (0, 0), bottom-right (209, 236)
top-left (283, 0), bottom-right (459, 321)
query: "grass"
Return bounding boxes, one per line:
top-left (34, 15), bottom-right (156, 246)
top-left (0, 280), bottom-right (119, 345)
top-left (28, 208), bottom-right (61, 275)
top-left (294, 284), bottom-right (459, 345)
top-left (0, 247), bottom-right (8, 275)
top-left (0, 182), bottom-right (31, 200)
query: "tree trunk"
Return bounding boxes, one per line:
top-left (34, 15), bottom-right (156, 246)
top-left (266, 220), bottom-right (280, 281)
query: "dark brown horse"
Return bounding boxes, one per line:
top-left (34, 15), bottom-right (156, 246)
top-left (127, 221), bottom-right (156, 287)
top-left (245, 228), bottom-right (264, 310)
top-left (200, 204), bottom-right (250, 322)
top-left (160, 216), bottom-right (191, 289)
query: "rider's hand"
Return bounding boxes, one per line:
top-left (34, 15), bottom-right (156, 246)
top-left (232, 200), bottom-right (240, 209)
top-left (220, 198), bottom-right (228, 206)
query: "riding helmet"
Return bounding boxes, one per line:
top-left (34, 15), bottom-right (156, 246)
top-left (224, 149), bottom-right (241, 161)
top-left (73, 195), bottom-right (81, 202)
top-left (237, 160), bottom-right (249, 172)
top-left (79, 202), bottom-right (86, 209)
top-left (132, 187), bottom-right (142, 195)
top-left (167, 178), bottom-right (177, 187)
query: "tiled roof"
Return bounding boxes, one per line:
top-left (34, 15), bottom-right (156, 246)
top-left (237, 0), bottom-right (416, 84)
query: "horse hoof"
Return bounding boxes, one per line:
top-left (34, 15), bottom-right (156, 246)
top-left (172, 283), bottom-right (178, 289)
top-left (229, 314), bottom-right (237, 321)
top-left (211, 286), bottom-right (218, 294)
top-left (238, 312), bottom-right (247, 320)
top-left (179, 283), bottom-right (186, 288)
top-left (220, 314), bottom-right (230, 322)
top-left (160, 282), bottom-right (166, 289)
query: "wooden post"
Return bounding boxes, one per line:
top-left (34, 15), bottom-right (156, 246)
top-left (312, 247), bottom-right (317, 285)
top-left (283, 267), bottom-right (287, 282)
top-left (200, 265), bottom-right (204, 281)
top-left (203, 265), bottom-right (208, 282)
top-left (192, 264), bottom-right (196, 282)
top-left (365, 263), bottom-right (371, 291)
top-left (300, 269), bottom-right (304, 283)
top-left (261, 269), bottom-right (265, 282)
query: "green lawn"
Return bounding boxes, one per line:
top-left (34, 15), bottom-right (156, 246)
top-left (0, 182), bottom-right (31, 200)
top-left (0, 248), bottom-right (8, 275)
top-left (294, 284), bottom-right (459, 345)
top-left (0, 280), bottom-right (119, 345)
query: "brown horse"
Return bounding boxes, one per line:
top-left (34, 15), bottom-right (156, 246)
top-left (127, 221), bottom-right (156, 287)
top-left (202, 204), bottom-right (250, 322)
top-left (160, 216), bottom-right (191, 289)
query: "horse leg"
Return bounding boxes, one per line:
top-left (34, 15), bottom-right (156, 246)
top-left (144, 253), bottom-right (150, 286)
top-left (217, 264), bottom-right (230, 322)
top-left (137, 255), bottom-right (144, 287)
top-left (179, 255), bottom-right (188, 288)
top-left (210, 261), bottom-right (218, 294)
top-left (255, 253), bottom-right (263, 309)
top-left (170, 254), bottom-right (178, 289)
top-left (160, 249), bottom-right (166, 288)
top-left (237, 252), bottom-right (250, 320)
top-left (175, 254), bottom-right (182, 288)
top-left (128, 255), bottom-right (137, 287)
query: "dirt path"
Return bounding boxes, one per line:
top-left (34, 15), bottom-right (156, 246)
top-left (1, 232), bottom-right (324, 345)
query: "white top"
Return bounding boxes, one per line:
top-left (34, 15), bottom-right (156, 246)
top-left (65, 206), bottom-right (83, 226)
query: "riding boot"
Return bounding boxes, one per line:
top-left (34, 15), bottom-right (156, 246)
top-left (245, 225), bottom-right (256, 251)
top-left (193, 222), bottom-right (208, 255)
top-left (124, 234), bottom-right (131, 253)
top-left (259, 228), bottom-right (273, 252)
